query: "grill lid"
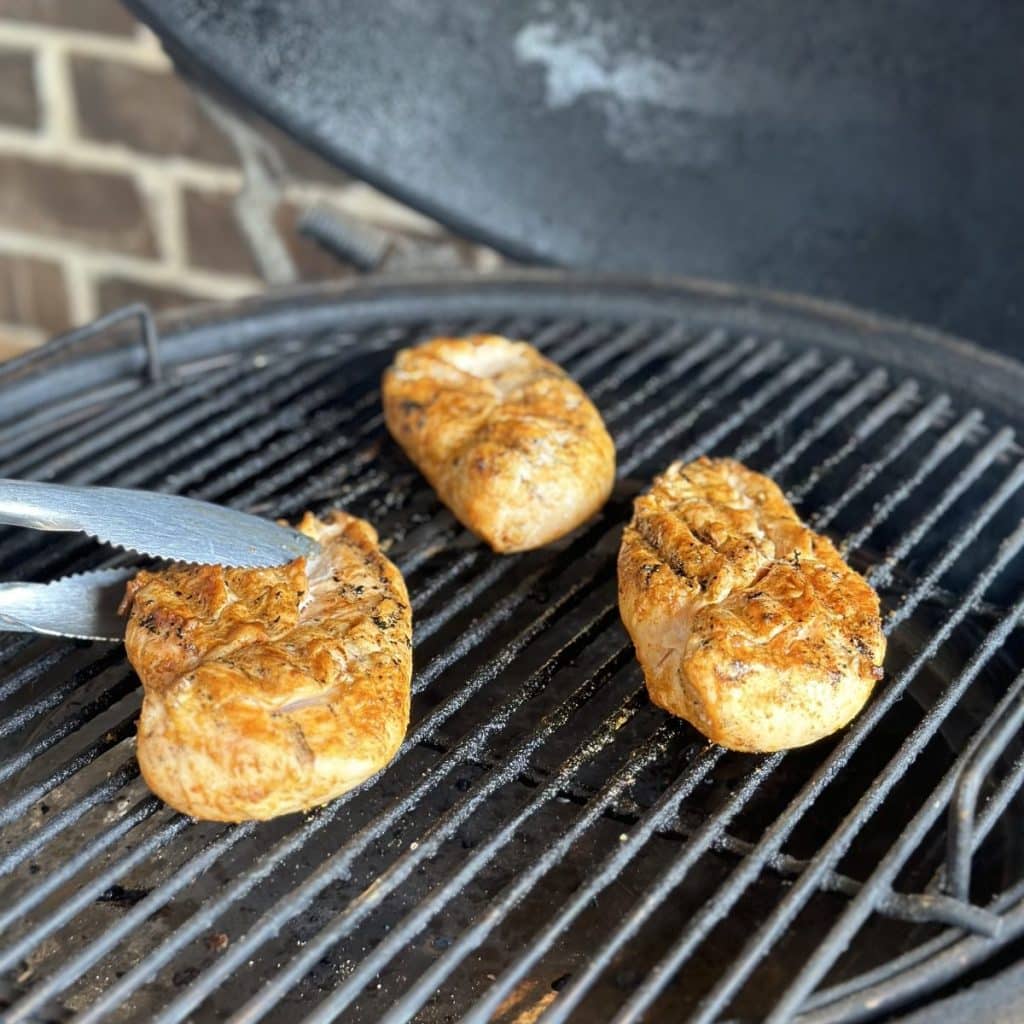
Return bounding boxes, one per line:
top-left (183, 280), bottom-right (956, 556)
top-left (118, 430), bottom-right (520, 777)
top-left (2, 274), bottom-right (1024, 1022)
top-left (125, 0), bottom-right (1024, 352)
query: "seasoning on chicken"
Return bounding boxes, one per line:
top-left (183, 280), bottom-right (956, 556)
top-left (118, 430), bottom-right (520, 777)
top-left (618, 457), bottom-right (885, 752)
top-left (121, 511), bottom-right (411, 822)
top-left (382, 334), bottom-right (615, 553)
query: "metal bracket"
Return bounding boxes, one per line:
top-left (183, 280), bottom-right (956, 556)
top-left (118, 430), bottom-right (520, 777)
top-left (0, 302), bottom-right (162, 385)
top-left (298, 204), bottom-right (390, 272)
top-left (946, 668), bottom-right (1024, 902)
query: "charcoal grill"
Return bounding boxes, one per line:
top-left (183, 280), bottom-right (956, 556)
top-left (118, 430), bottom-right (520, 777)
top-left (3, 272), bottom-right (1024, 1023)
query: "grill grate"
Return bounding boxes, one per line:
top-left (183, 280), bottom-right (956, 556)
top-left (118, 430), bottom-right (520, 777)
top-left (3, 279), bottom-right (1024, 1022)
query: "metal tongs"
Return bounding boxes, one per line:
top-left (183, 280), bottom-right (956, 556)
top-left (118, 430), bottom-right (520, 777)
top-left (0, 479), bottom-right (320, 641)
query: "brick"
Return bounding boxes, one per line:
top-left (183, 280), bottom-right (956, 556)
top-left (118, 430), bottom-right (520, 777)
top-left (71, 57), bottom-right (236, 165)
top-left (0, 0), bottom-right (136, 36)
top-left (271, 129), bottom-right (349, 187)
top-left (0, 155), bottom-right (157, 256)
top-left (0, 47), bottom-right (38, 130)
top-left (183, 187), bottom-right (260, 277)
top-left (184, 187), bottom-right (354, 281)
top-left (0, 253), bottom-right (69, 333)
top-left (97, 276), bottom-right (232, 316)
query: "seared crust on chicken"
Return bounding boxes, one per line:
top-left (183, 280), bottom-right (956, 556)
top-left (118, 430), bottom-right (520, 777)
top-left (618, 458), bottom-right (884, 752)
top-left (121, 511), bottom-right (411, 821)
top-left (382, 334), bottom-right (615, 553)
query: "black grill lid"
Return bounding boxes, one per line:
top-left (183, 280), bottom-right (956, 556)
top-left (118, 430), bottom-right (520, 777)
top-left (4, 274), bottom-right (1024, 1021)
top-left (125, 1), bottom-right (1024, 354)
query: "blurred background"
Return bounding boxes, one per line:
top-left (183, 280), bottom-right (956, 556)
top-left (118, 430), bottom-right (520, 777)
top-left (0, 0), bottom-right (501, 360)
top-left (0, 2), bottom-right (1021, 361)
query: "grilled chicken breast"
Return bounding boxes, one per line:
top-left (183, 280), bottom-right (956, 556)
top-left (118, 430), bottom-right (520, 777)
top-left (618, 458), bottom-right (884, 752)
top-left (121, 511), bottom-right (411, 822)
top-left (382, 334), bottom-right (615, 553)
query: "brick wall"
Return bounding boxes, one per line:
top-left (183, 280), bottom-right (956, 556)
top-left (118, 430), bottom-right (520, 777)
top-left (0, 1), bottom-right (500, 359)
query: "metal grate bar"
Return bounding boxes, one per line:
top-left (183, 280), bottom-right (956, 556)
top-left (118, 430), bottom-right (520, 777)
top-left (731, 358), bottom-right (855, 463)
top-left (0, 646), bottom-right (123, 741)
top-left (613, 336), bottom-right (765, 450)
top-left (0, 381), bottom-right (184, 476)
top-left (543, 763), bottom-right (795, 1024)
top-left (4, 819), bottom-right (259, 1024)
top-left (375, 727), bottom-right (676, 1024)
top-left (0, 633), bottom-right (35, 663)
top-left (389, 510), bottom-right (462, 579)
top-left (594, 327), bottom-right (727, 409)
top-left (885, 457), bottom-right (1024, 629)
top-left (575, 321), bottom-right (685, 392)
top-left (3, 343), bottom-right (311, 480)
top-left (687, 522), bottom-right (1024, 1024)
top-left (766, 368), bottom-right (889, 478)
top-left (766, 667), bottom-right (1024, 1022)
top-left (810, 393), bottom-right (952, 529)
top-left (401, 543), bottom-right (474, 605)
top-left (965, 744), bottom-right (1024, 859)
top-left (4, 341), bottom-right (337, 487)
top-left (787, 378), bottom-right (919, 501)
top-left (573, 504), bottom-right (1024, 1024)
top-left (868, 425), bottom-right (1016, 588)
top-left (461, 752), bottom-right (776, 1024)
top-left (703, 833), bottom-right (997, 935)
top-left (945, 683), bottom-right (1024, 900)
top-left (0, 796), bottom-right (163, 932)
top-left (0, 381), bottom-right (146, 464)
top-left (523, 317), bottom-right (583, 351)
top-left (665, 350), bottom-right (823, 470)
top-left (0, 359), bottom-right (243, 476)
top-left (0, 712), bottom-right (138, 831)
top-left (0, 750), bottom-right (139, 876)
top-left (552, 320), bottom-right (658, 379)
top-left (0, 811), bottom-right (189, 975)
top-left (802, 856), bottom-right (1024, 1020)
top-left (618, 342), bottom-right (788, 474)
top-left (0, 644), bottom-right (75, 702)
top-left (839, 409), bottom-right (987, 558)
top-left (412, 556), bottom-right (523, 651)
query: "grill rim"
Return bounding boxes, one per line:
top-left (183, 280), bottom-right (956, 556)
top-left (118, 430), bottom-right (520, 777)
top-left (3, 269), bottom-right (1024, 424)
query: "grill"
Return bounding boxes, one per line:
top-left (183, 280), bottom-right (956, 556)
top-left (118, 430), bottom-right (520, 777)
top-left (3, 273), bottom-right (1024, 1023)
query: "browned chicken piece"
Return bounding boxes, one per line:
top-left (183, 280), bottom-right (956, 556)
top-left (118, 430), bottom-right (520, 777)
top-left (382, 334), bottom-right (615, 553)
top-left (618, 458), bottom-right (885, 752)
top-left (121, 511), bottom-right (411, 822)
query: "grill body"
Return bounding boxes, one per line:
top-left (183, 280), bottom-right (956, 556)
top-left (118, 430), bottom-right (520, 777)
top-left (2, 273), bottom-right (1024, 1022)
